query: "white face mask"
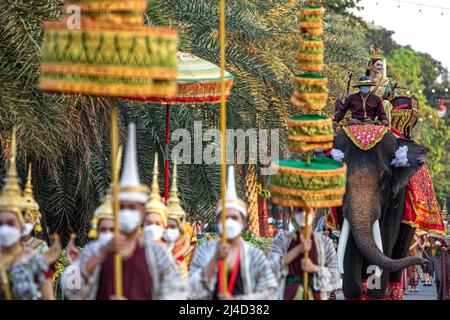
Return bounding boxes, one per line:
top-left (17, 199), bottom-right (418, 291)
top-left (163, 228), bottom-right (180, 243)
top-left (143, 225), bottom-right (164, 242)
top-left (218, 218), bottom-right (243, 240)
top-left (119, 209), bottom-right (142, 234)
top-left (294, 211), bottom-right (314, 228)
top-left (0, 225), bottom-right (21, 248)
top-left (97, 232), bottom-right (114, 246)
top-left (21, 223), bottom-right (34, 237)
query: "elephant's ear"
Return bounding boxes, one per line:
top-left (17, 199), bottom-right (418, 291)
top-left (391, 138), bottom-right (428, 196)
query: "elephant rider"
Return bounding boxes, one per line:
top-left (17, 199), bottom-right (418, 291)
top-left (268, 208), bottom-right (340, 300)
top-left (333, 75), bottom-right (389, 129)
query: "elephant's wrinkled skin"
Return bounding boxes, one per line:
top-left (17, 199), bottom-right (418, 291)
top-left (333, 130), bottom-right (427, 299)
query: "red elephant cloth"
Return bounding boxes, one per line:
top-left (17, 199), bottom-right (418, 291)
top-left (325, 207), bottom-right (340, 231)
top-left (402, 165), bottom-right (446, 237)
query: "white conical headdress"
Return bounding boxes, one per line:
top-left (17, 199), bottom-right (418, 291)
top-left (119, 123), bottom-right (149, 203)
top-left (215, 166), bottom-right (247, 218)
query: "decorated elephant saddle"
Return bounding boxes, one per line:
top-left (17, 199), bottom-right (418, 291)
top-left (343, 124), bottom-right (389, 151)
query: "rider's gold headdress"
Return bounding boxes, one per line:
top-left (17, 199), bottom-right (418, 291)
top-left (370, 45), bottom-right (382, 61)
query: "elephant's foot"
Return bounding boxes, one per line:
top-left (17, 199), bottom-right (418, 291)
top-left (386, 281), bottom-right (404, 300)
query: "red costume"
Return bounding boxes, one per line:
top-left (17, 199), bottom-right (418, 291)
top-left (96, 245), bottom-right (153, 300)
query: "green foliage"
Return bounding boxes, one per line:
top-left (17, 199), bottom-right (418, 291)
top-left (364, 25), bottom-right (400, 57)
top-left (324, 0), bottom-right (362, 14)
top-left (198, 231), bottom-right (273, 254)
top-left (242, 231), bottom-right (274, 254)
top-left (324, 12), bottom-right (368, 109)
top-left (364, 27), bottom-right (450, 202)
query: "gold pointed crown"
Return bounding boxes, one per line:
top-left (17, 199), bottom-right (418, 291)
top-left (88, 189), bottom-right (114, 238)
top-left (145, 153), bottom-right (167, 226)
top-left (167, 161), bottom-right (186, 227)
top-left (0, 127), bottom-right (26, 225)
top-left (370, 45), bottom-right (382, 60)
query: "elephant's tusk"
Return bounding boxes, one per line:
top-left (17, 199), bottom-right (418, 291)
top-left (373, 220), bottom-right (383, 254)
top-left (337, 218), bottom-right (350, 274)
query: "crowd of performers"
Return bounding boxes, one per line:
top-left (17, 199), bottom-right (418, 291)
top-left (1, 47), bottom-right (449, 300)
top-left (0, 124), bottom-right (340, 300)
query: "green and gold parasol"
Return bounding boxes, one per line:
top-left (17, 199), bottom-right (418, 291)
top-left (39, 0), bottom-right (179, 298)
top-left (268, 0), bottom-right (347, 299)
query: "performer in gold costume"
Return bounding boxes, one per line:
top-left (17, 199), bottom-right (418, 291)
top-left (366, 45), bottom-right (395, 124)
top-left (164, 162), bottom-right (194, 280)
top-left (0, 128), bottom-right (60, 300)
top-left (143, 154), bottom-right (167, 245)
top-left (21, 164), bottom-right (49, 254)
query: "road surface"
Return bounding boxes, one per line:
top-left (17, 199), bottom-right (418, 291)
top-left (335, 281), bottom-right (437, 300)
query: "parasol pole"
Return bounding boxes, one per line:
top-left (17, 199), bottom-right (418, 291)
top-left (219, 0), bottom-right (228, 292)
top-left (165, 104), bottom-right (170, 202)
top-left (303, 149), bottom-right (312, 300)
top-left (110, 99), bottom-right (123, 297)
top-left (303, 207), bottom-right (311, 300)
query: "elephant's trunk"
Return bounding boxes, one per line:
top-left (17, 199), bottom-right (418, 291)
top-left (348, 212), bottom-right (424, 272)
top-left (345, 167), bottom-right (425, 272)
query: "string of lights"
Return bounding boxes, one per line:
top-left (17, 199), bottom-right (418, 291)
top-left (375, 0), bottom-right (450, 15)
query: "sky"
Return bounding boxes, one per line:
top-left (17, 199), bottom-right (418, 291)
top-left (351, 0), bottom-right (450, 70)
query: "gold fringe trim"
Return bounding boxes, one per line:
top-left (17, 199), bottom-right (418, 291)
top-left (298, 53), bottom-right (324, 62)
top-left (288, 134), bottom-right (334, 142)
top-left (42, 63), bottom-right (177, 80)
top-left (294, 76), bottom-right (328, 86)
top-left (298, 63), bottom-right (324, 72)
top-left (299, 40), bottom-right (324, 48)
top-left (271, 197), bottom-right (344, 209)
top-left (299, 21), bottom-right (323, 29)
top-left (270, 185), bottom-right (345, 197)
top-left (63, 1), bottom-right (147, 12)
top-left (301, 29), bottom-right (324, 37)
top-left (39, 79), bottom-right (176, 98)
top-left (401, 220), bottom-right (447, 237)
top-left (301, 7), bottom-right (324, 15)
top-left (290, 97), bottom-right (325, 110)
top-left (288, 142), bottom-right (333, 152)
top-left (294, 93), bottom-right (328, 101)
top-left (79, 15), bottom-right (143, 25)
top-left (271, 162), bottom-right (347, 177)
top-left (286, 116), bottom-right (332, 127)
top-left (44, 20), bottom-right (178, 37)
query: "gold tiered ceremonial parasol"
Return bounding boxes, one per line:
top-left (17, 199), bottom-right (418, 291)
top-left (136, 52), bottom-right (234, 201)
top-left (39, 0), bottom-right (178, 297)
top-left (269, 0), bottom-right (347, 299)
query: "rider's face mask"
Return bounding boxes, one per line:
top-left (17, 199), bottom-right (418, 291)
top-left (360, 86), bottom-right (371, 95)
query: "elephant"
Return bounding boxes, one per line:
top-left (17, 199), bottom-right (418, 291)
top-left (332, 129), bottom-right (427, 299)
